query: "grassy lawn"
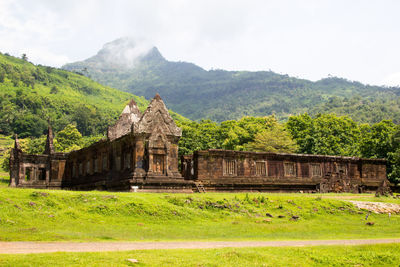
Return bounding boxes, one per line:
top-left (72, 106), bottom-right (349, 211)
top-left (0, 187), bottom-right (399, 242)
top-left (0, 244), bottom-right (399, 266)
top-left (0, 175), bottom-right (8, 188)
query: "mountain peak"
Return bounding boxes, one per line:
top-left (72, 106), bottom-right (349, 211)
top-left (92, 37), bottom-right (164, 68)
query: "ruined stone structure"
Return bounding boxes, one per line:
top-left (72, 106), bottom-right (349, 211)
top-left (181, 150), bottom-right (388, 193)
top-left (9, 94), bottom-right (390, 193)
top-left (10, 94), bottom-right (192, 192)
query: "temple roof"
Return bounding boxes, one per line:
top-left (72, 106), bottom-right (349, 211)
top-left (107, 98), bottom-right (142, 140)
top-left (135, 93), bottom-right (182, 137)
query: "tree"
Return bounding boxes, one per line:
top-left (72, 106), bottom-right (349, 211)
top-left (21, 54), bottom-right (28, 61)
top-left (220, 116), bottom-right (280, 151)
top-left (387, 150), bottom-right (400, 185)
top-left (386, 125), bottom-right (400, 184)
top-left (178, 120), bottom-right (224, 157)
top-left (245, 125), bottom-right (298, 153)
top-left (50, 86), bottom-right (59, 94)
top-left (359, 120), bottom-right (395, 159)
top-left (54, 124), bottom-right (83, 152)
top-left (286, 113), bottom-right (360, 156)
top-left (12, 114), bottom-right (47, 138)
top-left (25, 136), bottom-right (46, 154)
top-left (0, 68), bottom-right (5, 83)
top-left (286, 113), bottom-right (313, 153)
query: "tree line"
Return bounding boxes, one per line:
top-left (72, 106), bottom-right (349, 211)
top-left (177, 114), bottom-right (400, 184)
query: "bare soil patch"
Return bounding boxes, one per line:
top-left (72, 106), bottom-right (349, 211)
top-left (1, 239), bottom-right (400, 254)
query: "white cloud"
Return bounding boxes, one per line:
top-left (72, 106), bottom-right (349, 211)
top-left (0, 0), bottom-right (399, 85)
top-left (382, 72), bottom-right (400, 87)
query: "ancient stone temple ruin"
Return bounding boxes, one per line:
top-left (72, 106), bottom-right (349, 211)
top-left (9, 94), bottom-right (391, 193)
top-left (181, 150), bottom-right (389, 193)
top-left (10, 94), bottom-right (192, 192)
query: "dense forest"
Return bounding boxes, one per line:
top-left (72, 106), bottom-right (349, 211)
top-left (0, 52), bottom-right (187, 138)
top-left (63, 38), bottom-right (400, 123)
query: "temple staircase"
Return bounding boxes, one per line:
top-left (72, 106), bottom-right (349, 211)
top-left (194, 181), bottom-right (206, 193)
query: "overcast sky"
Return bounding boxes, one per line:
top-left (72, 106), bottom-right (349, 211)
top-left (1, 0), bottom-right (400, 86)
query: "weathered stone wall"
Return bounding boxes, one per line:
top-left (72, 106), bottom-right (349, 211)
top-left (64, 135), bottom-right (134, 191)
top-left (183, 149), bottom-right (388, 192)
top-left (9, 151), bottom-right (68, 189)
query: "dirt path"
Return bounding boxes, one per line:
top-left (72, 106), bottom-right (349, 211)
top-left (1, 239), bottom-right (400, 254)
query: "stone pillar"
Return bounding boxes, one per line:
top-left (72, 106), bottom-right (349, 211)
top-left (133, 136), bottom-right (146, 177)
top-left (167, 143), bottom-right (181, 178)
top-left (9, 135), bottom-right (22, 187)
top-left (9, 149), bottom-right (18, 187)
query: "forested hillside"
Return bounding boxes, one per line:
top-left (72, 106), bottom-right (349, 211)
top-left (63, 38), bottom-right (400, 123)
top-left (0, 52), bottom-right (150, 138)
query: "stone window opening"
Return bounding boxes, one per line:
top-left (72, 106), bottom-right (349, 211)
top-left (102, 154), bottom-right (108, 172)
top-left (72, 164), bottom-right (76, 178)
top-left (115, 155), bottom-right (121, 171)
top-left (337, 163), bottom-right (347, 175)
top-left (25, 168), bottom-right (31, 181)
top-left (86, 160), bottom-right (91, 175)
top-left (79, 163), bottom-right (83, 176)
top-left (310, 163), bottom-right (322, 177)
top-left (223, 159), bottom-right (237, 176)
top-left (284, 162), bottom-right (296, 177)
top-left (255, 161), bottom-right (266, 176)
top-left (153, 154), bottom-right (165, 175)
top-left (94, 158), bottom-right (99, 173)
top-left (38, 168), bottom-right (46, 180)
top-left (125, 152), bottom-right (131, 170)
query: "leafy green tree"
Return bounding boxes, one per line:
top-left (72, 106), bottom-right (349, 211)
top-left (220, 116), bottom-right (279, 151)
top-left (0, 148), bottom-right (11, 172)
top-left (54, 124), bottom-right (83, 152)
top-left (245, 125), bottom-right (298, 153)
top-left (386, 125), bottom-right (400, 184)
top-left (287, 113), bottom-right (360, 156)
top-left (285, 113), bottom-right (313, 153)
top-left (12, 114), bottom-right (47, 138)
top-left (0, 68), bottom-right (5, 83)
top-left (178, 120), bottom-right (224, 157)
top-left (25, 136), bottom-right (46, 154)
top-left (387, 150), bottom-right (400, 184)
top-left (50, 86), bottom-right (59, 94)
top-left (9, 71), bottom-right (20, 87)
top-left (359, 120), bottom-right (395, 159)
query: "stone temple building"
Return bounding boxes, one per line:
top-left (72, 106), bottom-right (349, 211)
top-left (10, 94), bottom-right (192, 192)
top-left (9, 94), bottom-right (391, 193)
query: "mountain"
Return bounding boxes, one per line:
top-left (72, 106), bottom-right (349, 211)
top-left (63, 37), bottom-right (400, 123)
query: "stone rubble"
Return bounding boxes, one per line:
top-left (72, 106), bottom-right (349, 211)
top-left (349, 200), bottom-right (400, 214)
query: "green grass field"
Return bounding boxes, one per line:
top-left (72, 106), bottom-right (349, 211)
top-left (0, 186), bottom-right (399, 242)
top-left (1, 244), bottom-right (399, 266)
top-left (1, 184), bottom-right (399, 266)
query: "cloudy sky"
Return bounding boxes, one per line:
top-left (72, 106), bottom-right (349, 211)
top-left (1, 0), bottom-right (400, 86)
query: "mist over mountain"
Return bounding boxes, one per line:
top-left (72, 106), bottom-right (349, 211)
top-left (63, 37), bottom-right (400, 123)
